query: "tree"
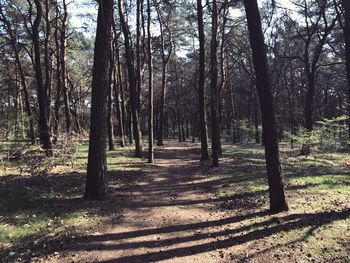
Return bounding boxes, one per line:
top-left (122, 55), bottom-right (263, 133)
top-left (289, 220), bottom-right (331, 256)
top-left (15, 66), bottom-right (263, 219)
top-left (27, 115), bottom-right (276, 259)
top-left (84, 0), bottom-right (113, 200)
top-left (0, 3), bottom-right (35, 144)
top-left (341, 0), bottom-right (350, 139)
top-left (61, 0), bottom-right (71, 133)
top-left (147, 0), bottom-right (154, 163)
top-left (196, 0), bottom-right (209, 161)
top-left (32, 0), bottom-right (53, 156)
top-left (118, 0), bottom-right (143, 158)
top-left (155, 1), bottom-right (173, 147)
top-left (210, 0), bottom-right (220, 167)
top-left (243, 0), bottom-right (288, 213)
top-left (292, 0), bottom-right (339, 154)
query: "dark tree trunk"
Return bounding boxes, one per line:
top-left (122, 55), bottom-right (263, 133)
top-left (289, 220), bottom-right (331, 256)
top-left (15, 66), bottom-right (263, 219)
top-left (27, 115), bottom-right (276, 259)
top-left (243, 0), bottom-right (288, 213)
top-left (44, 0), bottom-right (52, 125)
top-left (53, 6), bottom-right (61, 144)
top-left (113, 33), bottom-right (126, 147)
top-left (33, 0), bottom-right (53, 156)
top-left (155, 4), bottom-right (172, 147)
top-left (118, 0), bottom-right (143, 157)
top-left (147, 0), bottom-right (154, 163)
top-left (304, 74), bottom-right (315, 132)
top-left (61, 0), bottom-right (71, 133)
top-left (112, 39), bottom-right (125, 147)
top-left (210, 0), bottom-right (220, 167)
top-left (196, 0), bottom-right (209, 161)
top-left (342, 0), bottom-right (350, 140)
top-left (136, 0), bottom-right (142, 113)
top-left (84, 0), bottom-right (113, 200)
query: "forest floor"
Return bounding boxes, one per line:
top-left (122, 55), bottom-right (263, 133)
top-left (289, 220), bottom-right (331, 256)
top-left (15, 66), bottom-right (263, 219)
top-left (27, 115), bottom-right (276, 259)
top-left (0, 139), bottom-right (350, 262)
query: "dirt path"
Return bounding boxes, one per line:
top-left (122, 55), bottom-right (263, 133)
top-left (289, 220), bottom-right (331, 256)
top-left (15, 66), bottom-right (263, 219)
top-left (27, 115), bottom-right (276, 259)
top-left (55, 142), bottom-right (242, 263)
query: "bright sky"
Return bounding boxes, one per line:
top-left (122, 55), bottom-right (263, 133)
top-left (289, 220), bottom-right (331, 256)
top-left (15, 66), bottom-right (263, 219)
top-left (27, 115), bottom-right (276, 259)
top-left (69, 0), bottom-right (296, 35)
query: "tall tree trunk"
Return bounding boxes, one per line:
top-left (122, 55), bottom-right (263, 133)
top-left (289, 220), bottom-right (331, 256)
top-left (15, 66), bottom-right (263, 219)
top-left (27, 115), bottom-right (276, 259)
top-left (53, 5), bottom-right (62, 144)
top-left (112, 51), bottom-right (125, 147)
top-left (44, 0), bottom-right (52, 125)
top-left (218, 3), bottom-right (228, 156)
top-left (342, 0), bottom-right (350, 140)
top-left (113, 31), bottom-right (126, 147)
top-left (84, 0), bottom-right (113, 200)
top-left (136, 0), bottom-right (142, 113)
top-left (61, 0), bottom-right (71, 133)
top-left (147, 0), bottom-right (154, 163)
top-left (118, 0), bottom-right (143, 157)
top-left (196, 0), bottom-right (209, 161)
top-left (155, 3), bottom-right (172, 146)
top-left (33, 0), bottom-right (53, 156)
top-left (210, 0), bottom-right (220, 167)
top-left (243, 0), bottom-right (288, 213)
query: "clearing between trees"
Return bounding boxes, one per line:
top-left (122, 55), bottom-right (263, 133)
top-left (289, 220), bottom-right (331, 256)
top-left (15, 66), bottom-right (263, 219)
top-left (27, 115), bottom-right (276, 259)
top-left (0, 140), bottom-right (349, 262)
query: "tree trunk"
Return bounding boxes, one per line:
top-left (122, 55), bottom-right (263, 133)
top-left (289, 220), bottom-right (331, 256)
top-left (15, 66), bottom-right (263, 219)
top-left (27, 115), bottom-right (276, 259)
top-left (155, 3), bottom-right (172, 147)
top-left (210, 0), bottom-right (220, 167)
top-left (33, 0), bottom-right (53, 156)
top-left (342, 0), bottom-right (350, 140)
top-left (243, 0), bottom-right (288, 213)
top-left (113, 32), bottom-right (126, 147)
top-left (118, 0), bottom-right (143, 157)
top-left (53, 6), bottom-right (62, 144)
top-left (44, 0), bottom-right (52, 125)
top-left (196, 0), bottom-right (209, 161)
top-left (112, 45), bottom-right (125, 147)
top-left (84, 0), bottom-right (113, 200)
top-left (61, 0), bottom-right (71, 133)
top-left (147, 0), bottom-right (154, 163)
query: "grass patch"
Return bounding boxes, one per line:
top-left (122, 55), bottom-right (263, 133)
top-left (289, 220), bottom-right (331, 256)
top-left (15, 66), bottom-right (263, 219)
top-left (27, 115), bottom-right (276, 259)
top-left (0, 139), bottom-right (146, 260)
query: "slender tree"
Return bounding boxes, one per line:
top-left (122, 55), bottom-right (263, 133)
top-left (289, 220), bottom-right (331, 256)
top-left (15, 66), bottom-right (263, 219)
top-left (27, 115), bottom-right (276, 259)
top-left (118, 0), bottom-right (143, 158)
top-left (147, 0), bottom-right (154, 163)
top-left (155, 2), bottom-right (173, 146)
top-left (210, 0), bottom-right (220, 167)
top-left (32, 0), bottom-right (53, 156)
top-left (341, 0), bottom-right (350, 139)
top-left (196, 0), bottom-right (209, 161)
top-left (243, 0), bottom-right (288, 213)
top-left (61, 0), bottom-right (71, 133)
top-left (84, 0), bottom-right (113, 200)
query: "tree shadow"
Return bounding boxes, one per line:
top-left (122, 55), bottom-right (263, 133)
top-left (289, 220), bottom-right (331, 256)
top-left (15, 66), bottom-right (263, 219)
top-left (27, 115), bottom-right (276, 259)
top-left (9, 208), bottom-right (349, 262)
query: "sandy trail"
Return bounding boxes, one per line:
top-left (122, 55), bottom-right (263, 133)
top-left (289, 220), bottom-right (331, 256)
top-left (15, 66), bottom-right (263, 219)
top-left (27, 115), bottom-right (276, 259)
top-left (64, 142), bottom-right (238, 263)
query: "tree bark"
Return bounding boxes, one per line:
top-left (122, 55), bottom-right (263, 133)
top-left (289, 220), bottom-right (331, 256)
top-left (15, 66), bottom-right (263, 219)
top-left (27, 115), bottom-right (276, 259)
top-left (147, 0), bottom-right (154, 163)
top-left (33, 0), bottom-right (53, 156)
top-left (342, 0), bottom-right (350, 140)
top-left (118, 0), bottom-right (143, 157)
top-left (243, 0), bottom-right (288, 213)
top-left (44, 0), bottom-right (52, 125)
top-left (155, 3), bottom-right (172, 146)
top-left (61, 0), bottom-right (71, 133)
top-left (84, 0), bottom-right (113, 200)
top-left (210, 0), bottom-right (220, 167)
top-left (196, 0), bottom-right (209, 161)
top-left (53, 4), bottom-right (62, 144)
